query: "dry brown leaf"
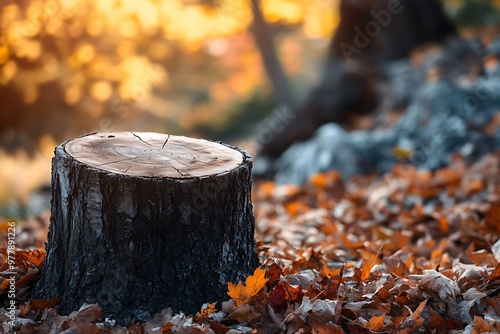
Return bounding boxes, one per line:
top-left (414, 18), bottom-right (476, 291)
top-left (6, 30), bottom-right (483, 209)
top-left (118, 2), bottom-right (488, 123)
top-left (398, 300), bottom-right (427, 333)
top-left (452, 261), bottom-right (487, 287)
top-left (225, 304), bottom-right (260, 324)
top-left (472, 315), bottom-right (493, 333)
top-left (144, 308), bottom-right (173, 333)
top-left (195, 302), bottom-right (217, 323)
top-left (428, 306), bottom-right (446, 330)
top-left (30, 298), bottom-right (61, 309)
top-left (68, 303), bottom-right (102, 323)
top-left (415, 270), bottom-right (460, 303)
top-left (307, 316), bottom-right (344, 334)
top-left (485, 202), bottom-right (500, 233)
top-left (210, 321), bottom-right (230, 334)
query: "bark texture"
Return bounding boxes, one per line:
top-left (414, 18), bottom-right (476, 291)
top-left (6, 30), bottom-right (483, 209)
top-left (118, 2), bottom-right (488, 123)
top-left (35, 132), bottom-right (259, 325)
top-left (250, 0), bottom-right (294, 107)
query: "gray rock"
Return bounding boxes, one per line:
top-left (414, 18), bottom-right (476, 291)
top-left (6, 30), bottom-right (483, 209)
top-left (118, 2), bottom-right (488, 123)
top-left (269, 39), bottom-right (500, 184)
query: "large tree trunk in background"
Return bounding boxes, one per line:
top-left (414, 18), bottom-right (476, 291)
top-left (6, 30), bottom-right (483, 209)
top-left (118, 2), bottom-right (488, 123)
top-left (35, 132), bottom-right (259, 325)
top-left (250, 0), bottom-right (294, 107)
top-left (329, 0), bottom-right (456, 63)
top-left (257, 0), bottom-right (456, 161)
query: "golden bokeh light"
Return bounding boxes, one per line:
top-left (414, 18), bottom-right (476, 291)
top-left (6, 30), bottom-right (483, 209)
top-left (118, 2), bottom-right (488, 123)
top-left (118, 56), bottom-right (165, 100)
top-left (38, 134), bottom-right (57, 157)
top-left (75, 44), bottom-right (95, 64)
top-left (85, 17), bottom-right (105, 36)
top-left (1, 4), bottom-right (20, 24)
top-left (0, 60), bottom-right (17, 84)
top-left (304, 0), bottom-right (340, 38)
top-left (45, 17), bottom-right (64, 36)
top-left (0, 0), bottom-right (339, 204)
top-left (22, 85), bottom-right (38, 104)
top-left (263, 0), bottom-right (303, 24)
top-left (64, 85), bottom-right (81, 105)
top-left (0, 45), bottom-right (9, 64)
top-left (90, 80), bottom-right (113, 102)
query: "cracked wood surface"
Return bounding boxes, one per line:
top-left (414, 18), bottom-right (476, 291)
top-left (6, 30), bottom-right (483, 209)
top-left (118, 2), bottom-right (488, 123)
top-left (65, 132), bottom-right (244, 178)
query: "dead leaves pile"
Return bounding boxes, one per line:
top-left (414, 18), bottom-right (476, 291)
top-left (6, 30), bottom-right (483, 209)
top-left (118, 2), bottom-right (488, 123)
top-left (3, 153), bottom-right (500, 332)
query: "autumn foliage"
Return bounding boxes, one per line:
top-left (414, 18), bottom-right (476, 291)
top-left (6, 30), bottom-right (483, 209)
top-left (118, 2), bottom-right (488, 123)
top-left (3, 153), bottom-right (500, 332)
top-left (227, 268), bottom-right (269, 307)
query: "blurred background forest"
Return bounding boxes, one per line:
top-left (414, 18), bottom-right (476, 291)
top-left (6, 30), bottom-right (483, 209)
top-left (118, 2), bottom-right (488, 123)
top-left (1, 0), bottom-right (500, 217)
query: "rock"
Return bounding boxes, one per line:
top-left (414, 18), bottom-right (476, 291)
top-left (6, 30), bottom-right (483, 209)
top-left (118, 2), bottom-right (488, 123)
top-left (267, 38), bottom-right (500, 184)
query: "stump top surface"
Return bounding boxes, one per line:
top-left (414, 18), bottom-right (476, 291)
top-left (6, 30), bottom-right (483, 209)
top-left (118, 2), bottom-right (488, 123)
top-left (65, 132), bottom-right (245, 178)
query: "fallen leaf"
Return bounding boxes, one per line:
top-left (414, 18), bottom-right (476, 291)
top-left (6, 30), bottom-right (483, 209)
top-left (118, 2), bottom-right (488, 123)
top-left (452, 261), bottom-right (487, 286)
top-left (484, 202), bottom-right (500, 233)
top-left (227, 267), bottom-right (269, 307)
top-left (415, 270), bottom-right (460, 303)
top-left (195, 302), bottom-right (217, 323)
top-left (225, 304), bottom-right (260, 324)
top-left (428, 306), bottom-right (446, 330)
top-left (30, 298), bottom-right (61, 309)
top-left (398, 300), bottom-right (427, 333)
top-left (364, 314), bottom-right (385, 331)
top-left (307, 316), bottom-right (344, 334)
top-left (472, 315), bottom-right (493, 333)
top-left (492, 239), bottom-right (500, 263)
top-left (68, 303), bottom-right (102, 323)
top-left (293, 296), bottom-right (341, 324)
top-left (269, 285), bottom-right (286, 311)
top-left (210, 321), bottom-right (230, 334)
top-left (144, 308), bottom-right (173, 334)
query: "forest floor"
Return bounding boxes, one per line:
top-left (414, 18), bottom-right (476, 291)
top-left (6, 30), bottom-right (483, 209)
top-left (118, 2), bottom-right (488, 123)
top-left (2, 152), bottom-right (500, 333)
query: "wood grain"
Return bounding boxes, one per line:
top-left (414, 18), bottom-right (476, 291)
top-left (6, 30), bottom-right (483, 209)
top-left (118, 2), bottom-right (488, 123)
top-left (65, 132), bottom-right (243, 178)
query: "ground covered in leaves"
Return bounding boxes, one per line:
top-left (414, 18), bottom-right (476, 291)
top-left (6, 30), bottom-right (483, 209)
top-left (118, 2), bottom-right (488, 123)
top-left (3, 153), bottom-right (500, 333)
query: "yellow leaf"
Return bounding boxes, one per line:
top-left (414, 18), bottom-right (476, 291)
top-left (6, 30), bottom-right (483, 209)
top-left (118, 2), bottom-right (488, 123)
top-left (227, 267), bottom-right (269, 307)
top-left (393, 146), bottom-right (412, 160)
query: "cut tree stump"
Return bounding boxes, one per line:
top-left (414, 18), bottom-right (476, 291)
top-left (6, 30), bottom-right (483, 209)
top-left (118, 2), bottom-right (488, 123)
top-left (34, 132), bottom-right (259, 324)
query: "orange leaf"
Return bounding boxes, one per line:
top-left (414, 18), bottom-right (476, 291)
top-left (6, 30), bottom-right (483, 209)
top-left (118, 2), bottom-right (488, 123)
top-left (0, 278), bottom-right (10, 292)
top-left (227, 267), bottom-right (269, 307)
top-left (365, 314), bottom-right (385, 331)
top-left (30, 298), bottom-right (61, 309)
top-left (210, 322), bottom-right (230, 334)
top-left (0, 219), bottom-right (17, 233)
top-left (472, 316), bottom-right (493, 333)
top-left (19, 303), bottom-right (31, 315)
top-left (17, 250), bottom-right (46, 268)
top-left (196, 302), bottom-right (217, 323)
top-left (398, 300), bottom-right (427, 333)
top-left (320, 261), bottom-right (342, 279)
top-left (285, 201), bottom-right (308, 216)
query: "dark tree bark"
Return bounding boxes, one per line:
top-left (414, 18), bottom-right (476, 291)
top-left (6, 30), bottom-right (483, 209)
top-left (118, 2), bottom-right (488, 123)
top-left (35, 132), bottom-right (259, 325)
top-left (250, 0), bottom-right (294, 107)
top-left (329, 0), bottom-right (456, 63)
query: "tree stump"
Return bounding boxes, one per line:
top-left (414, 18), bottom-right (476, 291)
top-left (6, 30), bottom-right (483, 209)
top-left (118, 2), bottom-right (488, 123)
top-left (35, 132), bottom-right (259, 324)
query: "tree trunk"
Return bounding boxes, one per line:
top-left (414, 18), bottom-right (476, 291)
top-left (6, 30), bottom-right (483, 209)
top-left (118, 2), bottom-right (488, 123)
top-left (35, 132), bottom-right (259, 325)
top-left (250, 0), bottom-right (294, 107)
top-left (329, 0), bottom-right (456, 63)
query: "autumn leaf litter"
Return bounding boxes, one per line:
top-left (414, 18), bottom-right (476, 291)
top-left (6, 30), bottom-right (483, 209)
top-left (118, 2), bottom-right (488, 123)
top-left (3, 153), bottom-right (500, 332)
